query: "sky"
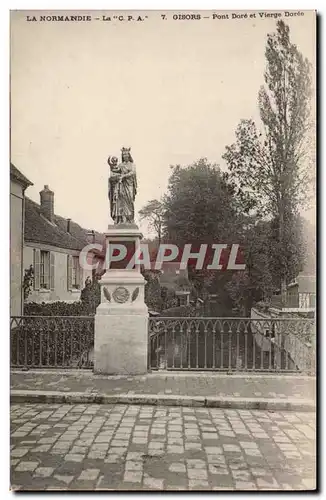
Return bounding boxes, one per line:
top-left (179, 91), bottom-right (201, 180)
top-left (10, 10), bottom-right (316, 238)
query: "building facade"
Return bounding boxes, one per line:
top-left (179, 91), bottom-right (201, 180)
top-left (23, 186), bottom-right (104, 304)
top-left (10, 164), bottom-right (33, 315)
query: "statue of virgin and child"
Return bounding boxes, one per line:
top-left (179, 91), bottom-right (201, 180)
top-left (107, 147), bottom-right (137, 224)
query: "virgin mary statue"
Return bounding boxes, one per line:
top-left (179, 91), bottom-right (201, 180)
top-left (108, 147), bottom-right (137, 224)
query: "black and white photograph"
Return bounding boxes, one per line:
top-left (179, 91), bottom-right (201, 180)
top-left (9, 9), bottom-right (316, 492)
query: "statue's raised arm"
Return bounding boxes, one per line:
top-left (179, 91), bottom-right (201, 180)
top-left (108, 147), bottom-right (137, 224)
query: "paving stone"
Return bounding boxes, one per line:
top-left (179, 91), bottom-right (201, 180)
top-left (251, 467), bottom-right (273, 477)
top-left (109, 446), bottom-right (127, 455)
top-left (213, 486), bottom-right (235, 491)
top-left (256, 477), bottom-right (280, 489)
top-left (240, 441), bottom-right (259, 449)
top-left (11, 448), bottom-right (29, 458)
top-left (244, 448), bottom-right (262, 457)
top-left (88, 451), bottom-right (106, 459)
top-left (151, 428), bottom-right (166, 435)
top-left (205, 446), bottom-right (223, 454)
top-left (202, 432), bottom-right (219, 440)
top-left (34, 467), bottom-right (54, 477)
top-left (15, 461), bottom-right (39, 472)
top-left (111, 440), bottom-right (129, 447)
top-left (167, 445), bottom-right (184, 454)
top-left (125, 461), bottom-right (143, 471)
top-left (143, 476), bottom-right (164, 489)
top-left (186, 459), bottom-right (206, 468)
top-left (168, 437), bottom-right (184, 445)
top-left (223, 444), bottom-right (241, 452)
top-left (232, 470), bottom-right (252, 481)
top-left (126, 452), bottom-right (144, 460)
top-left (54, 475), bottom-right (74, 485)
top-left (10, 403), bottom-right (316, 491)
top-left (104, 454), bottom-right (121, 463)
top-left (78, 469), bottom-right (100, 481)
top-left (38, 437), bottom-right (58, 444)
top-left (169, 462), bottom-right (186, 473)
top-left (132, 437), bottom-right (147, 444)
top-left (185, 442), bottom-right (202, 450)
top-left (235, 480), bottom-right (257, 490)
top-left (188, 468), bottom-right (208, 480)
top-left (123, 471), bottom-right (142, 483)
top-left (64, 454), bottom-right (85, 462)
top-left (207, 455), bottom-right (226, 465)
top-left (209, 464), bottom-right (229, 475)
top-left (189, 479), bottom-right (210, 489)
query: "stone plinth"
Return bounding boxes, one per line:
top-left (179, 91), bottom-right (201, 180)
top-left (94, 224), bottom-right (148, 375)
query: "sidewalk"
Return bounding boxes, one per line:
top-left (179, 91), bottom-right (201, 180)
top-left (10, 370), bottom-right (316, 411)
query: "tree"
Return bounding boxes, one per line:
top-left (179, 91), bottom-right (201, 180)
top-left (139, 199), bottom-right (165, 243)
top-left (164, 158), bottom-right (241, 245)
top-left (143, 270), bottom-right (162, 312)
top-left (163, 158), bottom-right (242, 301)
top-left (23, 265), bottom-right (34, 301)
top-left (223, 20), bottom-right (313, 298)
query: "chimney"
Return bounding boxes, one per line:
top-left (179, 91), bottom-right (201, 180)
top-left (67, 218), bottom-right (71, 233)
top-left (40, 185), bottom-right (54, 222)
top-left (87, 230), bottom-right (96, 243)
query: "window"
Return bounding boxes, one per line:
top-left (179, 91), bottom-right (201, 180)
top-left (40, 251), bottom-right (50, 289)
top-left (67, 255), bottom-right (81, 290)
top-left (72, 256), bottom-right (80, 289)
top-left (34, 249), bottom-right (54, 291)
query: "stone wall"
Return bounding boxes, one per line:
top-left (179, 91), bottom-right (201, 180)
top-left (251, 307), bottom-right (315, 373)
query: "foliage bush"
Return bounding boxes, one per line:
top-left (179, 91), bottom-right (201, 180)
top-left (24, 300), bottom-right (90, 316)
top-left (80, 278), bottom-right (101, 314)
top-left (23, 265), bottom-right (34, 301)
top-left (16, 297), bottom-right (96, 368)
top-left (144, 271), bottom-right (163, 312)
top-left (11, 314), bottom-right (94, 368)
top-left (159, 305), bottom-right (196, 317)
top-left (254, 300), bottom-right (272, 313)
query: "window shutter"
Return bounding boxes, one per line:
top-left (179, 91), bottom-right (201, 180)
top-left (34, 249), bottom-right (40, 290)
top-left (78, 257), bottom-right (83, 289)
top-left (50, 253), bottom-right (55, 291)
top-left (67, 255), bottom-right (73, 290)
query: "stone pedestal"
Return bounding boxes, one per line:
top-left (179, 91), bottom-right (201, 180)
top-left (94, 224), bottom-right (148, 375)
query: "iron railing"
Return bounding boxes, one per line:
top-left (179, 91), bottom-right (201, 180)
top-left (10, 316), bottom-right (94, 369)
top-left (148, 317), bottom-right (315, 374)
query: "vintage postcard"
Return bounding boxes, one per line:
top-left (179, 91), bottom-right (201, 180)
top-left (10, 10), bottom-right (316, 492)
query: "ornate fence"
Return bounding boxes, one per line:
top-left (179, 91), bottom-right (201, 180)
top-left (10, 316), bottom-right (94, 369)
top-left (148, 317), bottom-right (315, 374)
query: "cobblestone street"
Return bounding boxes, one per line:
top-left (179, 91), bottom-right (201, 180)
top-left (10, 403), bottom-right (316, 491)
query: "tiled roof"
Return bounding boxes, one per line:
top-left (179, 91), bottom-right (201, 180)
top-left (24, 197), bottom-right (105, 252)
top-left (10, 163), bottom-right (33, 187)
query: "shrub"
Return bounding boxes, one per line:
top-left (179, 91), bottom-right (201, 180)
top-left (23, 265), bottom-right (34, 301)
top-left (80, 278), bottom-right (101, 314)
top-left (159, 305), bottom-right (196, 317)
top-left (11, 315), bottom-right (94, 368)
top-left (15, 300), bottom-right (94, 368)
top-left (24, 301), bottom-right (90, 316)
top-left (255, 301), bottom-right (271, 313)
top-left (161, 288), bottom-right (178, 311)
top-left (144, 271), bottom-right (163, 312)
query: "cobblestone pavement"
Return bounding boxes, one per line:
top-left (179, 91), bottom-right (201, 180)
top-left (10, 403), bottom-right (316, 491)
top-left (11, 371), bottom-right (316, 402)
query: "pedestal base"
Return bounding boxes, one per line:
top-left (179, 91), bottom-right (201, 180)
top-left (94, 313), bottom-right (148, 375)
top-left (94, 224), bottom-right (149, 375)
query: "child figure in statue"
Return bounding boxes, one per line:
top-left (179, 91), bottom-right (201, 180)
top-left (108, 148), bottom-right (137, 224)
